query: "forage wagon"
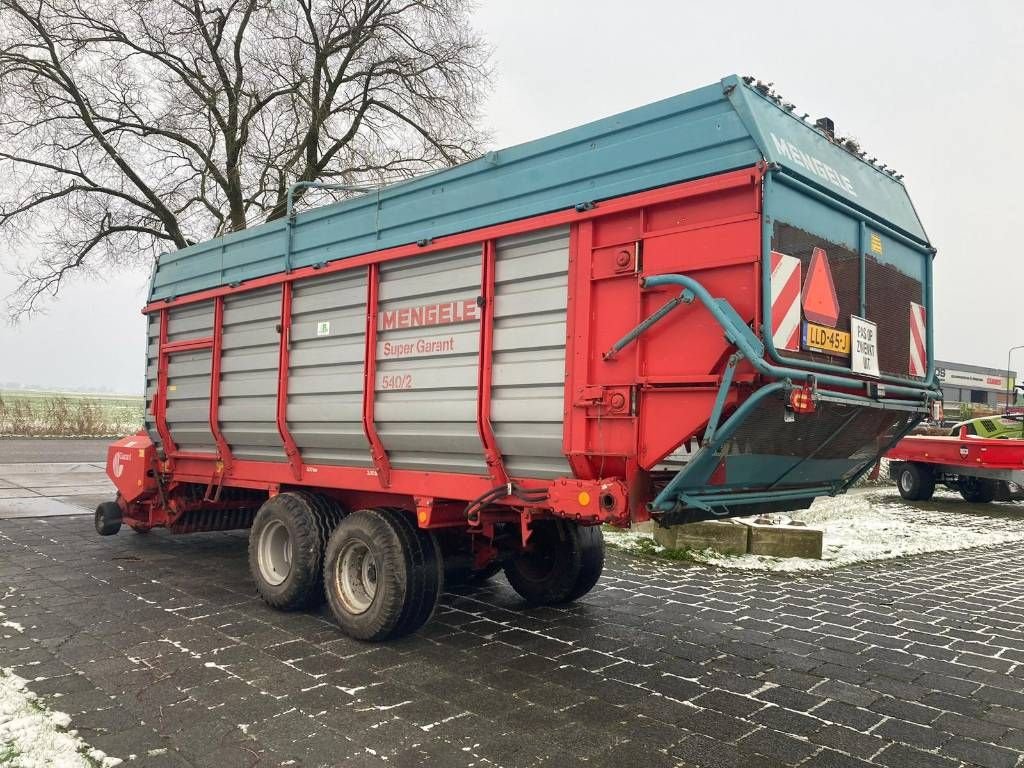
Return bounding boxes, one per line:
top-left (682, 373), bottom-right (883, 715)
top-left (99, 75), bottom-right (941, 640)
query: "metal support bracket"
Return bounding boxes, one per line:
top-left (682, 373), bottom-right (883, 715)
top-left (604, 289), bottom-right (694, 361)
top-left (702, 352), bottom-right (742, 446)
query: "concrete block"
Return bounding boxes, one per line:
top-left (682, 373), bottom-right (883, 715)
top-left (632, 520), bottom-right (656, 534)
top-left (653, 520), bottom-right (749, 555)
top-left (747, 521), bottom-right (823, 559)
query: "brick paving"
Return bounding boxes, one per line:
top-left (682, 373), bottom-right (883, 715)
top-left (1, 514), bottom-right (1022, 768)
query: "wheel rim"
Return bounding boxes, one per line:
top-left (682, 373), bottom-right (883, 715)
top-left (334, 539), bottom-right (378, 615)
top-left (257, 519), bottom-right (293, 586)
top-left (900, 470), bottom-right (913, 493)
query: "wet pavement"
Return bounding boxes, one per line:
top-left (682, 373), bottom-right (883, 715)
top-left (2, 513), bottom-right (1023, 767)
top-left (0, 439), bottom-right (1022, 767)
top-left (0, 439), bottom-right (114, 519)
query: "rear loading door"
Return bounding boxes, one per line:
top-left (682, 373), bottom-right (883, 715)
top-left (631, 173), bottom-right (935, 518)
top-left (766, 177), bottom-right (930, 384)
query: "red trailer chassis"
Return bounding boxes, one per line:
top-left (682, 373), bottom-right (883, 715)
top-left (886, 427), bottom-right (1024, 503)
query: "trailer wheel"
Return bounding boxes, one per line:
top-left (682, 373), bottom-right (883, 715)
top-left (323, 508), bottom-right (442, 641)
top-left (896, 463), bottom-right (935, 501)
top-left (94, 501), bottom-right (122, 536)
top-left (503, 520), bottom-right (591, 606)
top-left (565, 525), bottom-right (605, 602)
top-left (249, 492), bottom-right (341, 611)
top-left (958, 477), bottom-right (997, 504)
top-left (443, 559), bottom-right (502, 588)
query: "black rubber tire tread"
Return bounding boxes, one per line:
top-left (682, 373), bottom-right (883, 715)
top-left (896, 463), bottom-right (935, 501)
top-left (95, 501), bottom-right (122, 536)
top-left (292, 491), bottom-right (347, 559)
top-left (442, 563), bottom-right (500, 589)
top-left (248, 492), bottom-right (325, 611)
top-left (474, 561), bottom-right (503, 582)
top-left (323, 508), bottom-right (441, 641)
top-left (959, 477), bottom-right (997, 504)
top-left (565, 524), bottom-right (605, 602)
top-left (993, 481), bottom-right (1013, 502)
top-left (376, 508), bottom-right (442, 639)
top-left (503, 520), bottom-right (584, 606)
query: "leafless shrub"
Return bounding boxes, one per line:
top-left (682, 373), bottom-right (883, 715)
top-left (0, 396), bottom-right (34, 434)
top-left (0, 393), bottom-right (143, 436)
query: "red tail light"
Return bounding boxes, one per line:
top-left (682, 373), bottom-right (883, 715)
top-left (789, 387), bottom-right (816, 414)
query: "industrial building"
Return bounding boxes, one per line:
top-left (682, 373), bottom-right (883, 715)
top-left (936, 359), bottom-right (1018, 413)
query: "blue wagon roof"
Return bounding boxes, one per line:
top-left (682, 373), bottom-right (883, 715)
top-left (150, 75), bottom-right (929, 300)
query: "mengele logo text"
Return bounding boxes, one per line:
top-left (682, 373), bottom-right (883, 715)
top-left (380, 299), bottom-right (479, 330)
top-left (769, 132), bottom-right (857, 198)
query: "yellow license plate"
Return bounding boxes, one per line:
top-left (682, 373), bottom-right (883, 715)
top-left (802, 322), bottom-right (851, 355)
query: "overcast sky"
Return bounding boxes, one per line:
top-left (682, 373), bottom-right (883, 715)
top-left (2, 0), bottom-right (1022, 393)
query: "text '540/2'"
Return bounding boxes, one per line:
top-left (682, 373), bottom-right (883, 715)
top-left (379, 374), bottom-right (413, 390)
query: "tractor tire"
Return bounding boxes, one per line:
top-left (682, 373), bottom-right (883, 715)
top-left (323, 508), bottom-right (442, 641)
top-left (249, 491), bottom-right (342, 611)
top-left (504, 520), bottom-right (592, 606)
top-left (896, 463), bottom-right (935, 501)
top-left (959, 477), bottom-right (998, 504)
top-left (94, 501), bottom-right (122, 536)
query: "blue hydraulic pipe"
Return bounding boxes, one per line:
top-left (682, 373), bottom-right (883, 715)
top-left (702, 352), bottom-right (741, 445)
top-left (858, 220), bottom-right (867, 317)
top-left (642, 274), bottom-right (932, 400)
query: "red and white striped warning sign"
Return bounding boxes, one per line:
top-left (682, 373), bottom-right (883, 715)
top-left (770, 251), bottom-right (801, 352)
top-left (909, 301), bottom-right (926, 376)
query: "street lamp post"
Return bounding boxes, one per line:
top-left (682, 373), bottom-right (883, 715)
top-left (1007, 344), bottom-right (1024, 415)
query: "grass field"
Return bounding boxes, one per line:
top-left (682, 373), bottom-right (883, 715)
top-left (0, 389), bottom-right (144, 437)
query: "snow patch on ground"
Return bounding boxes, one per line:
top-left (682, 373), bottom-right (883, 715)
top-left (606, 489), bottom-right (1024, 572)
top-left (0, 669), bottom-right (121, 767)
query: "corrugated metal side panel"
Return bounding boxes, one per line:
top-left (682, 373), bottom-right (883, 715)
top-left (164, 303), bottom-right (215, 453)
top-left (144, 314), bottom-right (159, 447)
top-left (167, 302), bottom-right (214, 342)
top-left (375, 245), bottom-right (485, 473)
top-left (219, 286), bottom-right (285, 462)
top-left (151, 81), bottom-right (762, 299)
top-left (491, 227), bottom-right (572, 478)
top-left (288, 271), bottom-right (371, 467)
top-left (166, 350), bottom-right (215, 453)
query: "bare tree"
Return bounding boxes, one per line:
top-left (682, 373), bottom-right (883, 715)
top-left (0, 0), bottom-right (490, 316)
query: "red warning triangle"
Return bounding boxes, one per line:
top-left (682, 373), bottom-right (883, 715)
top-left (802, 247), bottom-right (840, 327)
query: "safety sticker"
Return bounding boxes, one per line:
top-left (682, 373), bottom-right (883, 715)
top-left (802, 247), bottom-right (840, 328)
top-left (909, 302), bottom-right (926, 377)
top-left (770, 251), bottom-right (801, 352)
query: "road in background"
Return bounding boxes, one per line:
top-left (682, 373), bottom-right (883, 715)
top-left (0, 438), bottom-right (109, 463)
top-left (0, 438), bottom-right (113, 518)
